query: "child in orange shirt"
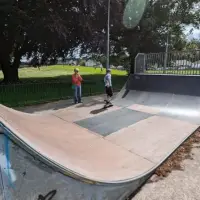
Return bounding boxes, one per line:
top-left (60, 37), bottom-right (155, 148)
top-left (72, 68), bottom-right (83, 104)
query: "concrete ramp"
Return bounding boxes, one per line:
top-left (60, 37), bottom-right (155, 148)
top-left (114, 74), bottom-right (200, 124)
top-left (0, 74), bottom-right (199, 200)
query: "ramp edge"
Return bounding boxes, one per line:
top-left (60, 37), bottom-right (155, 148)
top-left (0, 121), bottom-right (198, 186)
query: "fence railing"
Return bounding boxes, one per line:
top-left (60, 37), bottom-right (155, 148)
top-left (135, 50), bottom-right (200, 75)
top-left (0, 80), bottom-right (123, 107)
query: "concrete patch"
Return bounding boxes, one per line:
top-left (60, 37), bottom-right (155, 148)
top-left (75, 108), bottom-right (152, 136)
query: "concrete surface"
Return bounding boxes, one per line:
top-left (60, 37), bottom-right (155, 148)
top-left (17, 94), bottom-right (110, 114)
top-left (0, 94), bottom-right (199, 200)
top-left (0, 134), bottom-right (144, 200)
top-left (114, 75), bottom-right (200, 124)
top-left (76, 108), bottom-right (152, 136)
top-left (133, 147), bottom-right (200, 200)
top-left (106, 116), bottom-right (198, 163)
top-left (1, 103), bottom-right (157, 183)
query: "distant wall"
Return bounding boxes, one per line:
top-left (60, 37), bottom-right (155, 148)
top-left (127, 74), bottom-right (200, 96)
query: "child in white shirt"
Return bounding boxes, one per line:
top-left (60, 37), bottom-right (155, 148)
top-left (104, 69), bottom-right (113, 104)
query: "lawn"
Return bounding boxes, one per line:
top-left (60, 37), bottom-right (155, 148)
top-left (0, 65), bottom-right (127, 107)
top-left (0, 65), bottom-right (126, 81)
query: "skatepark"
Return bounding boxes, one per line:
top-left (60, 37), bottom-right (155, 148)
top-left (1, 72), bottom-right (200, 200)
top-left (1, 0), bottom-right (200, 198)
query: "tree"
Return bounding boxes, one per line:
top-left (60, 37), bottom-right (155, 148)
top-left (0, 0), bottom-right (66, 83)
top-left (80, 0), bottom-right (200, 72)
top-left (0, 0), bottom-right (98, 83)
top-left (185, 39), bottom-right (200, 50)
top-left (1, 0), bottom-right (199, 83)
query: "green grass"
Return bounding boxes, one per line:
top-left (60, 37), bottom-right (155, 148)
top-left (0, 65), bottom-right (126, 81)
top-left (0, 65), bottom-right (127, 107)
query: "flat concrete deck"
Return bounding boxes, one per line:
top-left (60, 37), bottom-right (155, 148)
top-left (0, 97), bottom-right (198, 183)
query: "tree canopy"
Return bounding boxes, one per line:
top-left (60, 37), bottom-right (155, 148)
top-left (0, 0), bottom-right (200, 83)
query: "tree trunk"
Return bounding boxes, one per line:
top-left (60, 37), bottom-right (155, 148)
top-left (1, 63), bottom-right (19, 84)
top-left (1, 50), bottom-right (21, 84)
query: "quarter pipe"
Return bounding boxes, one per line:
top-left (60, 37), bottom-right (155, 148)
top-left (0, 74), bottom-right (199, 200)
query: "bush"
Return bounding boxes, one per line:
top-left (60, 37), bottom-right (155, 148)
top-left (79, 60), bottom-right (85, 66)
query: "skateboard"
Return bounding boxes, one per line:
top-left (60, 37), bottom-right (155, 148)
top-left (103, 100), bottom-right (113, 109)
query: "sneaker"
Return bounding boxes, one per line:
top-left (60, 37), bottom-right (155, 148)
top-left (104, 100), bottom-right (109, 104)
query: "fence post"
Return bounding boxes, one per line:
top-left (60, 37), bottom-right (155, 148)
top-left (143, 54), bottom-right (146, 73)
top-left (135, 53), bottom-right (146, 74)
top-left (134, 53), bottom-right (139, 74)
top-left (89, 87), bottom-right (92, 96)
top-left (163, 52), bottom-right (168, 74)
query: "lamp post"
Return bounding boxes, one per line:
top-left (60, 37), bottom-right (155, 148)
top-left (164, 6), bottom-right (173, 73)
top-left (106, 0), bottom-right (111, 70)
top-left (163, 31), bottom-right (169, 73)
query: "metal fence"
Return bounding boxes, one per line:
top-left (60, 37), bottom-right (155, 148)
top-left (135, 50), bottom-right (200, 75)
top-left (0, 80), bottom-right (123, 107)
top-left (0, 81), bottom-right (102, 107)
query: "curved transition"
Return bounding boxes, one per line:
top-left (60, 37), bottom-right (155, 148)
top-left (0, 74), bottom-right (200, 200)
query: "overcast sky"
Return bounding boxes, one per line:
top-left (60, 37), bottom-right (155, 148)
top-left (184, 25), bottom-right (200, 40)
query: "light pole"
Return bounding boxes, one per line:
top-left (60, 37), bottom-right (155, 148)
top-left (164, 5), bottom-right (172, 73)
top-left (106, 0), bottom-right (111, 70)
top-left (164, 31), bottom-right (169, 73)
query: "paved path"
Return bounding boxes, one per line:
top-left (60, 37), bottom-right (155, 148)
top-left (17, 94), bottom-right (107, 114)
top-left (133, 147), bottom-right (200, 200)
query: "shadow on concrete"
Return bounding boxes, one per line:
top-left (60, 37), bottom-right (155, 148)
top-left (90, 108), bottom-right (107, 114)
top-left (76, 101), bottom-right (103, 108)
top-left (17, 100), bottom-right (74, 113)
top-left (122, 89), bottom-right (130, 98)
top-left (90, 105), bottom-right (113, 115)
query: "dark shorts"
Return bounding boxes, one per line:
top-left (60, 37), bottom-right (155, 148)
top-left (105, 86), bottom-right (113, 97)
